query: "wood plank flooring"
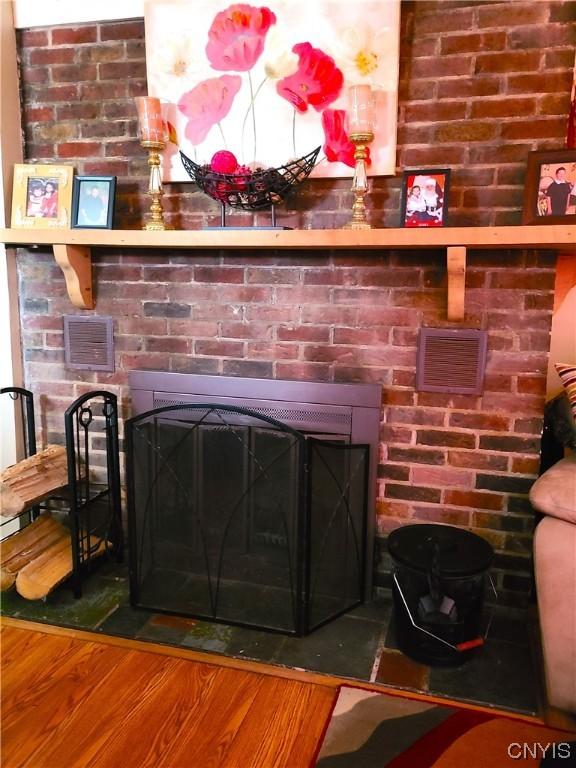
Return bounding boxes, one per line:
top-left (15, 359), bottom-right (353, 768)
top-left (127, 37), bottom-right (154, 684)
top-left (0, 619), bottom-right (337, 768)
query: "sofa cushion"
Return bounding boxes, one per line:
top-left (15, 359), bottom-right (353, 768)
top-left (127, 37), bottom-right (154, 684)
top-left (530, 454), bottom-right (576, 524)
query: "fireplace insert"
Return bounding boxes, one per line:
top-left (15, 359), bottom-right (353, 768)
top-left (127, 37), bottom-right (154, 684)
top-left (129, 370), bottom-right (381, 597)
top-left (126, 403), bottom-right (369, 635)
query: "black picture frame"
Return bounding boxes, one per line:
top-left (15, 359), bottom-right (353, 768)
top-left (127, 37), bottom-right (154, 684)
top-left (72, 176), bottom-right (116, 229)
top-left (522, 149), bottom-right (576, 225)
top-left (399, 168), bottom-right (451, 228)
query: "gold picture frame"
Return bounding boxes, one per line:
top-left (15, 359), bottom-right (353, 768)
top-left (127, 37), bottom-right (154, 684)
top-left (11, 164), bottom-right (74, 229)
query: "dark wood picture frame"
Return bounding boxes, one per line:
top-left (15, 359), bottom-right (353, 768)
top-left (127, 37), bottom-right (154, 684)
top-left (522, 149), bottom-right (576, 225)
top-left (399, 168), bottom-right (451, 228)
top-left (72, 176), bottom-right (117, 229)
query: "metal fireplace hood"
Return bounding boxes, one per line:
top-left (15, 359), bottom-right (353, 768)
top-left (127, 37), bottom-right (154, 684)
top-left (129, 370), bottom-right (382, 598)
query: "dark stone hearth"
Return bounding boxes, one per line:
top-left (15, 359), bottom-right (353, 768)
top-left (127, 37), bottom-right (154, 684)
top-left (0, 563), bottom-right (541, 716)
top-left (428, 640), bottom-right (538, 714)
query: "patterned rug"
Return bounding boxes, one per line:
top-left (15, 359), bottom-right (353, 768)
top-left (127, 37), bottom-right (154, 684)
top-left (314, 686), bottom-right (576, 767)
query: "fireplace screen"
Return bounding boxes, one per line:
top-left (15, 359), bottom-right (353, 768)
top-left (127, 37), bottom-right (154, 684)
top-left (126, 404), bottom-right (368, 635)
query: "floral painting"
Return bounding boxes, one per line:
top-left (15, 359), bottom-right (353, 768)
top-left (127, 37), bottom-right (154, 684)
top-left (144, 0), bottom-right (400, 181)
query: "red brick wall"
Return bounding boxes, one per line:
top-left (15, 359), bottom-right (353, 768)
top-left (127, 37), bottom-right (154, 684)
top-left (15, 1), bottom-right (575, 605)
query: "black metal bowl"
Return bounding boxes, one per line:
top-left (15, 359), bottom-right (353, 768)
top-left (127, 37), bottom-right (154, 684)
top-left (180, 146), bottom-right (320, 211)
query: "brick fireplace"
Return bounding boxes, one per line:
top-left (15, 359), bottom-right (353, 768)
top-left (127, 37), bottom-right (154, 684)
top-left (13, 1), bottom-right (574, 606)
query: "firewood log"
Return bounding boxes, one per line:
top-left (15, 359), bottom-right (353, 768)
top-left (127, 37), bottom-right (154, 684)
top-left (0, 514), bottom-right (69, 591)
top-left (0, 445), bottom-right (68, 519)
top-left (15, 535), bottom-right (106, 600)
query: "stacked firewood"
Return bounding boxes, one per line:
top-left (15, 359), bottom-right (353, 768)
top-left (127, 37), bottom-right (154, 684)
top-left (0, 445), bottom-right (68, 519)
top-left (0, 445), bottom-right (104, 600)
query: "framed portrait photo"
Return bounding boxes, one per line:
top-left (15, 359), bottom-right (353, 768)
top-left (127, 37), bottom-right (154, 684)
top-left (72, 176), bottom-right (117, 229)
top-left (11, 164), bottom-right (74, 229)
top-left (400, 168), bottom-right (451, 228)
top-left (522, 149), bottom-right (576, 225)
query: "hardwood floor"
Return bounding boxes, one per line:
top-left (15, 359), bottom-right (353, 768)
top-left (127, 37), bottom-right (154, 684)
top-left (0, 618), bottom-right (337, 768)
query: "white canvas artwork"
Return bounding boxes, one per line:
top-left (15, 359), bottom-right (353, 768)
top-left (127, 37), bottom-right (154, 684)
top-left (144, 0), bottom-right (401, 181)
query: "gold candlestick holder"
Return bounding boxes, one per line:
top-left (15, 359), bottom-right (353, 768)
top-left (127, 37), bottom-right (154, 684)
top-left (141, 139), bottom-right (167, 231)
top-left (346, 131), bottom-right (374, 230)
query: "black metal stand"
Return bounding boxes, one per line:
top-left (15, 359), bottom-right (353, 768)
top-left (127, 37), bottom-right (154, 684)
top-left (214, 202), bottom-right (290, 230)
top-left (64, 391), bottom-right (124, 597)
top-left (0, 387), bottom-right (36, 457)
top-left (1, 387), bottom-right (39, 520)
top-left (0, 388), bottom-right (123, 599)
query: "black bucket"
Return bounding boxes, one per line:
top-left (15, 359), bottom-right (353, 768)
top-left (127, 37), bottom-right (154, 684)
top-left (388, 524), bottom-right (494, 667)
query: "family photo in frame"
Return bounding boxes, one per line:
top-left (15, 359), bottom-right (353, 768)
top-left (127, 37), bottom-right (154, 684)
top-left (399, 169), bottom-right (451, 228)
top-left (10, 164), bottom-right (74, 229)
top-left (72, 176), bottom-right (117, 229)
top-left (522, 149), bottom-right (576, 225)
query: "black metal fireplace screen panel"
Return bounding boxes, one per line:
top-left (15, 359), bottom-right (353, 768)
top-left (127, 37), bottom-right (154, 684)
top-left (126, 404), bottom-right (369, 636)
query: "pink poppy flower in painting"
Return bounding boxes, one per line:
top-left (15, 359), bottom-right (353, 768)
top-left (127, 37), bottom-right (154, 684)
top-left (178, 75), bottom-right (242, 145)
top-left (206, 4), bottom-right (277, 72)
top-left (321, 109), bottom-right (371, 168)
top-left (276, 43), bottom-right (344, 113)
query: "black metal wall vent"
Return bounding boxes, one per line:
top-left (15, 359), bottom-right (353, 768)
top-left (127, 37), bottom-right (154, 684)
top-left (64, 315), bottom-right (114, 372)
top-left (416, 328), bottom-right (488, 395)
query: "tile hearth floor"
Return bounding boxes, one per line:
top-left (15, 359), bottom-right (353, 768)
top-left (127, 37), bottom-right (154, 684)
top-left (0, 559), bottom-right (542, 717)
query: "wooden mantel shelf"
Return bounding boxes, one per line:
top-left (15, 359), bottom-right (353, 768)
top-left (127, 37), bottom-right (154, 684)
top-left (1, 225), bottom-right (574, 320)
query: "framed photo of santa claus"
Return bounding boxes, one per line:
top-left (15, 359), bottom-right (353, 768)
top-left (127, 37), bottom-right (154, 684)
top-left (399, 168), bottom-right (451, 228)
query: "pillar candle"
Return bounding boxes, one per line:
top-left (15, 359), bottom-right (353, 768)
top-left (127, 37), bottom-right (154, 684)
top-left (347, 85), bottom-right (374, 134)
top-left (135, 96), bottom-right (166, 143)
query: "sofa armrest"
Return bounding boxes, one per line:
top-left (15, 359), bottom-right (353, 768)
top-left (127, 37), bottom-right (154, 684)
top-left (534, 517), bottom-right (576, 713)
top-left (530, 454), bottom-right (576, 525)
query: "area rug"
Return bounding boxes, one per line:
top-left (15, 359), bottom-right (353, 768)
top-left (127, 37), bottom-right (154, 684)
top-left (314, 686), bottom-right (576, 767)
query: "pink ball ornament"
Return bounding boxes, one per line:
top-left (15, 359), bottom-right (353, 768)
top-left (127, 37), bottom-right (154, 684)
top-left (210, 150), bottom-right (238, 174)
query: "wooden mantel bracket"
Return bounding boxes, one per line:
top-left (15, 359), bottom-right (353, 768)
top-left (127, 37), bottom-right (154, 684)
top-left (446, 246), bottom-right (466, 321)
top-left (52, 244), bottom-right (94, 310)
